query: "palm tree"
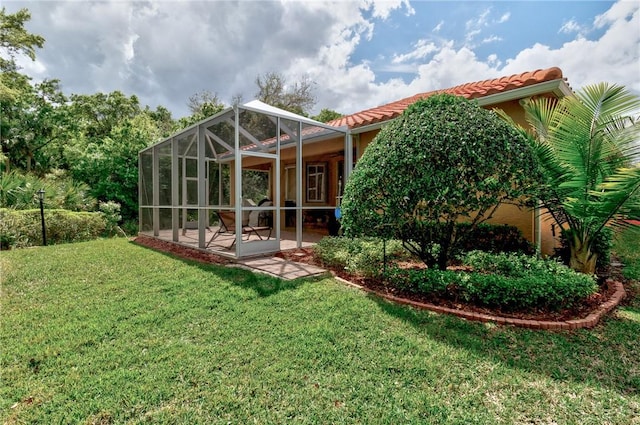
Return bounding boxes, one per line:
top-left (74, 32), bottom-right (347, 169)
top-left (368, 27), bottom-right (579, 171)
top-left (508, 83), bottom-right (640, 274)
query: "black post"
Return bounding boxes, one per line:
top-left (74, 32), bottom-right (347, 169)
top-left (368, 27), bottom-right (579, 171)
top-left (38, 189), bottom-right (47, 246)
top-left (383, 236), bottom-right (387, 274)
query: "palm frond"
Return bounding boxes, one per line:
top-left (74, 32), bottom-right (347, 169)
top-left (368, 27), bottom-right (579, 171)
top-left (593, 166), bottom-right (640, 223)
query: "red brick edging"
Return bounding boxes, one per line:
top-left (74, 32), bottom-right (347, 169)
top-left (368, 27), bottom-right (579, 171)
top-left (333, 274), bottom-right (626, 330)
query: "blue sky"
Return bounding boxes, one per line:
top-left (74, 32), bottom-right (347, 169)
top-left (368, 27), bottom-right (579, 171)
top-left (357, 1), bottom-right (613, 80)
top-left (4, 0), bottom-right (639, 119)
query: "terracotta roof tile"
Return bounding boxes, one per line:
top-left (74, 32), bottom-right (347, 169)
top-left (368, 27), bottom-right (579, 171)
top-left (329, 67), bottom-right (565, 130)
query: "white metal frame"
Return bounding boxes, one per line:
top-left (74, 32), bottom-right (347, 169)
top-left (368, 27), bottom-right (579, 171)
top-left (138, 100), bottom-right (350, 258)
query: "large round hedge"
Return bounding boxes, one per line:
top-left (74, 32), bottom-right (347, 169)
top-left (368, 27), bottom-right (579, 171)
top-left (341, 94), bottom-right (541, 269)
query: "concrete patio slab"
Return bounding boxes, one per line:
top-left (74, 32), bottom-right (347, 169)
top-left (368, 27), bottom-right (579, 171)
top-left (235, 256), bottom-right (327, 280)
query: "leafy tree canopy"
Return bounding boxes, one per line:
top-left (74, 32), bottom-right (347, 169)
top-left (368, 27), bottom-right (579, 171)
top-left (341, 94), bottom-right (542, 269)
top-left (0, 7), bottom-right (44, 100)
top-left (2, 79), bottom-right (69, 173)
top-left (312, 108), bottom-right (342, 123)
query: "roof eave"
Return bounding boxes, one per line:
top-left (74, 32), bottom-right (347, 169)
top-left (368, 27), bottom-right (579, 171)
top-left (349, 79), bottom-right (572, 135)
top-left (476, 79), bottom-right (572, 107)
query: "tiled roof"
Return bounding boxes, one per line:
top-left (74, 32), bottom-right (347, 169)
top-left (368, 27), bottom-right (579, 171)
top-left (328, 67), bottom-right (565, 130)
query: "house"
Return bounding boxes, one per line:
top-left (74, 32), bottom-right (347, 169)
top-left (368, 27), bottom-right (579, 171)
top-left (138, 67), bottom-right (571, 258)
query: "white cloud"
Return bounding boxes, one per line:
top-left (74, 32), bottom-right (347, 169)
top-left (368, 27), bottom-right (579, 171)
top-left (503, 1), bottom-right (639, 93)
top-left (391, 39), bottom-right (438, 64)
top-left (497, 12), bottom-right (510, 24)
top-left (463, 7), bottom-right (509, 47)
top-left (487, 54), bottom-right (501, 67)
top-left (559, 19), bottom-right (583, 35)
top-left (465, 8), bottom-right (491, 31)
top-left (481, 35), bottom-right (502, 44)
top-left (4, 0), bottom-right (638, 120)
top-left (365, 0), bottom-right (415, 20)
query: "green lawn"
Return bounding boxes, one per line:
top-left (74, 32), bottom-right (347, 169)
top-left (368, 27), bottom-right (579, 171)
top-left (1, 236), bottom-right (639, 424)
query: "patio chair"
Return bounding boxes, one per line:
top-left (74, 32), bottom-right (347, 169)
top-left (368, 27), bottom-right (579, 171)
top-left (206, 211), bottom-right (272, 249)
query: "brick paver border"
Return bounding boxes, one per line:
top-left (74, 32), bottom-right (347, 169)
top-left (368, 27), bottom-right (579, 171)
top-left (333, 275), bottom-right (626, 330)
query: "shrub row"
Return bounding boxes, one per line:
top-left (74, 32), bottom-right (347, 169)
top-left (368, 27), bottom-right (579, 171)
top-left (0, 208), bottom-right (107, 248)
top-left (455, 223), bottom-right (535, 255)
top-left (386, 251), bottom-right (597, 311)
top-left (314, 237), bottom-right (409, 278)
top-left (315, 223), bottom-right (534, 277)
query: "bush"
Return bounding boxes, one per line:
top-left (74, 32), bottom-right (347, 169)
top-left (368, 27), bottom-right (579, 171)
top-left (457, 223), bottom-right (534, 255)
top-left (0, 208), bottom-right (107, 248)
top-left (99, 201), bottom-right (123, 236)
top-left (385, 267), bottom-right (466, 298)
top-left (399, 222), bottom-right (534, 260)
top-left (341, 93), bottom-right (541, 270)
top-left (0, 170), bottom-right (96, 211)
top-left (386, 251), bottom-right (597, 311)
top-left (314, 237), bottom-right (408, 278)
top-left (121, 219), bottom-right (139, 237)
top-left (461, 250), bottom-right (569, 278)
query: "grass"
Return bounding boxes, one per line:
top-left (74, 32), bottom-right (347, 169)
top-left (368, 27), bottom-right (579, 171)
top-left (615, 225), bottom-right (640, 280)
top-left (1, 234), bottom-right (639, 424)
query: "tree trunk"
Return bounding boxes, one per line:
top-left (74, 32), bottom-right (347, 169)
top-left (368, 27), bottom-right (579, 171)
top-left (568, 235), bottom-right (598, 275)
top-left (436, 222), bottom-right (455, 271)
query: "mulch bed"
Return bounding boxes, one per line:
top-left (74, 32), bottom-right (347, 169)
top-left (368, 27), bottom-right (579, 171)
top-left (134, 236), bottom-right (627, 324)
top-left (275, 247), bottom-right (625, 323)
top-left (133, 235), bottom-right (231, 265)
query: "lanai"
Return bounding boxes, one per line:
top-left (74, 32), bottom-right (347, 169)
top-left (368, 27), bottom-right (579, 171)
top-left (138, 100), bottom-right (350, 259)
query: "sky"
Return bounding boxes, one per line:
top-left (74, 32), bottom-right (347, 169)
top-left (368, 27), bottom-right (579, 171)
top-left (4, 0), bottom-right (640, 119)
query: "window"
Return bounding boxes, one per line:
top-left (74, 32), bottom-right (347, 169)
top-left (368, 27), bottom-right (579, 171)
top-left (306, 163), bottom-right (326, 203)
top-left (285, 166), bottom-right (296, 201)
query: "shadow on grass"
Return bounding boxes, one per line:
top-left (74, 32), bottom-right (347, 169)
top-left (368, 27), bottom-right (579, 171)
top-left (132, 241), bottom-right (310, 298)
top-left (367, 284), bottom-right (640, 397)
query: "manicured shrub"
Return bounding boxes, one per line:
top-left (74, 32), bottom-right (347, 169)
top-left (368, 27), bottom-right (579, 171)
top-left (457, 272), bottom-right (596, 311)
top-left (99, 201), bottom-right (123, 236)
top-left (341, 94), bottom-right (541, 270)
top-left (0, 208), bottom-right (107, 248)
top-left (385, 267), bottom-right (466, 299)
top-left (386, 251), bottom-right (597, 311)
top-left (457, 223), bottom-right (534, 255)
top-left (314, 237), bottom-right (407, 278)
top-left (461, 250), bottom-right (568, 278)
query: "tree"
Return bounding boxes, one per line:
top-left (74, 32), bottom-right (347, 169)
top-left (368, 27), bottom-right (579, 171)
top-left (3, 79), bottom-right (70, 173)
top-left (511, 83), bottom-right (640, 274)
top-left (85, 112), bottom-right (162, 219)
top-left (0, 7), bottom-right (44, 67)
top-left (145, 105), bottom-right (175, 139)
top-left (255, 72), bottom-right (315, 116)
top-left (63, 91), bottom-right (161, 220)
top-left (341, 94), bottom-right (541, 270)
top-left (174, 90), bottom-right (225, 131)
top-left (312, 108), bottom-right (342, 123)
top-left (0, 6), bottom-right (47, 171)
top-left (0, 7), bottom-right (44, 100)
